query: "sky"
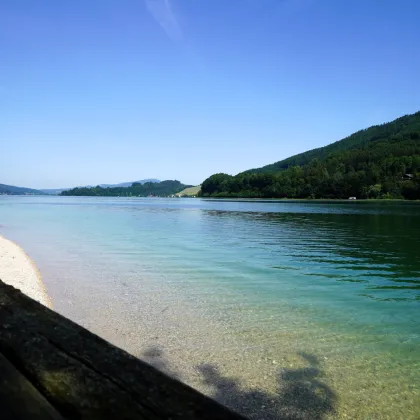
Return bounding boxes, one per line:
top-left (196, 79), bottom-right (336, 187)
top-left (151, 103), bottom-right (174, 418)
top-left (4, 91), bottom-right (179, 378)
top-left (1, 0), bottom-right (419, 188)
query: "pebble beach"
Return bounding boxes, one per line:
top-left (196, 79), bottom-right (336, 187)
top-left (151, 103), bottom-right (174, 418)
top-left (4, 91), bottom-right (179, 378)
top-left (0, 234), bottom-right (52, 308)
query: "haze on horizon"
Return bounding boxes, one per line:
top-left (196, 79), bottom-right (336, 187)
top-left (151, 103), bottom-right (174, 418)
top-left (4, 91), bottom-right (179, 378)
top-left (1, 0), bottom-right (419, 189)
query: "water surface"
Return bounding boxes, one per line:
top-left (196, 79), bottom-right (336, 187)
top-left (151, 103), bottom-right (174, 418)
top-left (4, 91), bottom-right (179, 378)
top-left (0, 197), bottom-right (419, 419)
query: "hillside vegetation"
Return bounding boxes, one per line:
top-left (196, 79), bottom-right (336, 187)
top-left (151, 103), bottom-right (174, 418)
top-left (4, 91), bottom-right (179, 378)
top-left (61, 180), bottom-right (190, 197)
top-left (200, 111), bottom-right (420, 200)
top-left (0, 184), bottom-right (44, 195)
top-left (176, 186), bottom-right (201, 197)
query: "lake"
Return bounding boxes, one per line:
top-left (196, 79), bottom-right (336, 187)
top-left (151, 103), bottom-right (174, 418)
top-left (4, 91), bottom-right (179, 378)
top-left (0, 196), bottom-right (419, 419)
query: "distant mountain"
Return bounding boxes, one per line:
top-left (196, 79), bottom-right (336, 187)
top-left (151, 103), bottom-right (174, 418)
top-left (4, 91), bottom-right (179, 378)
top-left (41, 179), bottom-right (160, 194)
top-left (41, 188), bottom-right (69, 195)
top-left (98, 179), bottom-right (160, 188)
top-left (0, 183), bottom-right (44, 195)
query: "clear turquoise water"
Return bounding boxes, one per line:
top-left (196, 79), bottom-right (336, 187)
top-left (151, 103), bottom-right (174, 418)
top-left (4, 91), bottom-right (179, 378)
top-left (0, 196), bottom-right (419, 419)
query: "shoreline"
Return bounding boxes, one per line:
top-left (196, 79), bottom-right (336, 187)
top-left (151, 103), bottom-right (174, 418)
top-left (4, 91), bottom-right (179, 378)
top-left (201, 197), bottom-right (420, 203)
top-left (0, 234), bottom-right (52, 308)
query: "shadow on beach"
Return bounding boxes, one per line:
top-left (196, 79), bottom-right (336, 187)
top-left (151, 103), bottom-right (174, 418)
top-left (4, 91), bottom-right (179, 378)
top-left (141, 347), bottom-right (336, 420)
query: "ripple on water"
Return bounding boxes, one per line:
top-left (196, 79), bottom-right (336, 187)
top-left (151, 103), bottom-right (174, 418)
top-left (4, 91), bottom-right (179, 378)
top-left (0, 197), bottom-right (419, 419)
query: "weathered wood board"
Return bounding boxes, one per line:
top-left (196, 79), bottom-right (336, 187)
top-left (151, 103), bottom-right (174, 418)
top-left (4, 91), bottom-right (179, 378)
top-left (0, 280), bottom-right (245, 419)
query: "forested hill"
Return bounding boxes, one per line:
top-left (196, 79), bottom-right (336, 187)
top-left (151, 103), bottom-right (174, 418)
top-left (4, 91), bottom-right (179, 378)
top-left (247, 112), bottom-right (420, 174)
top-left (60, 180), bottom-right (191, 197)
top-left (0, 183), bottom-right (44, 195)
top-left (200, 111), bottom-right (420, 200)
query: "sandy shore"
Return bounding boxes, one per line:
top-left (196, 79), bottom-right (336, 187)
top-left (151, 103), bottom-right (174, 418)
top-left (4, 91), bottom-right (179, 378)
top-left (0, 235), bottom-right (52, 308)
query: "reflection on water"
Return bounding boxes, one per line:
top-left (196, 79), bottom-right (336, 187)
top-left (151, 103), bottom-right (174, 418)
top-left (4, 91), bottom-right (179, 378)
top-left (0, 197), bottom-right (419, 419)
top-left (220, 210), bottom-right (418, 292)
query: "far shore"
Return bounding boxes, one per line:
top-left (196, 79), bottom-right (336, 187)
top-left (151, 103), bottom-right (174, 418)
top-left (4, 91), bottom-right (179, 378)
top-left (2, 194), bottom-right (420, 203)
top-left (0, 234), bottom-right (52, 308)
top-left (201, 197), bottom-right (420, 203)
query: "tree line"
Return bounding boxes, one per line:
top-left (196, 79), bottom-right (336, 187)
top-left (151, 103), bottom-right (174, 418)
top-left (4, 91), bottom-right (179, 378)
top-left (61, 180), bottom-right (190, 197)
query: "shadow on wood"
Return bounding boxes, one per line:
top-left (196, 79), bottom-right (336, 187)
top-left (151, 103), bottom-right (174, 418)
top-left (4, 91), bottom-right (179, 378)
top-left (0, 280), bottom-right (245, 419)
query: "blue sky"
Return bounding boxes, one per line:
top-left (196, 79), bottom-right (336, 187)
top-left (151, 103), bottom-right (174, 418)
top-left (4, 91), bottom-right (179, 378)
top-left (1, 0), bottom-right (419, 188)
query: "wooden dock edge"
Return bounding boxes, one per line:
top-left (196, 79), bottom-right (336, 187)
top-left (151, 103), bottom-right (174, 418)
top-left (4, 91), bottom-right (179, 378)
top-left (0, 280), bottom-right (245, 419)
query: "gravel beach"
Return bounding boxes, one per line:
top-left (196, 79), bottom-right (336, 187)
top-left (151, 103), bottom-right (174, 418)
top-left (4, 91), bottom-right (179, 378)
top-left (0, 234), bottom-right (52, 308)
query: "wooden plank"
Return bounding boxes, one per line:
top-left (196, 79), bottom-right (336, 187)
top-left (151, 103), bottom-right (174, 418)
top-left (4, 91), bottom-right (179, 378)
top-left (0, 352), bottom-right (64, 420)
top-left (0, 281), bottom-right (245, 419)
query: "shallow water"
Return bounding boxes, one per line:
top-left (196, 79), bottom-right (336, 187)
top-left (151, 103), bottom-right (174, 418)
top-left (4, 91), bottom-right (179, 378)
top-left (1, 196), bottom-right (419, 419)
